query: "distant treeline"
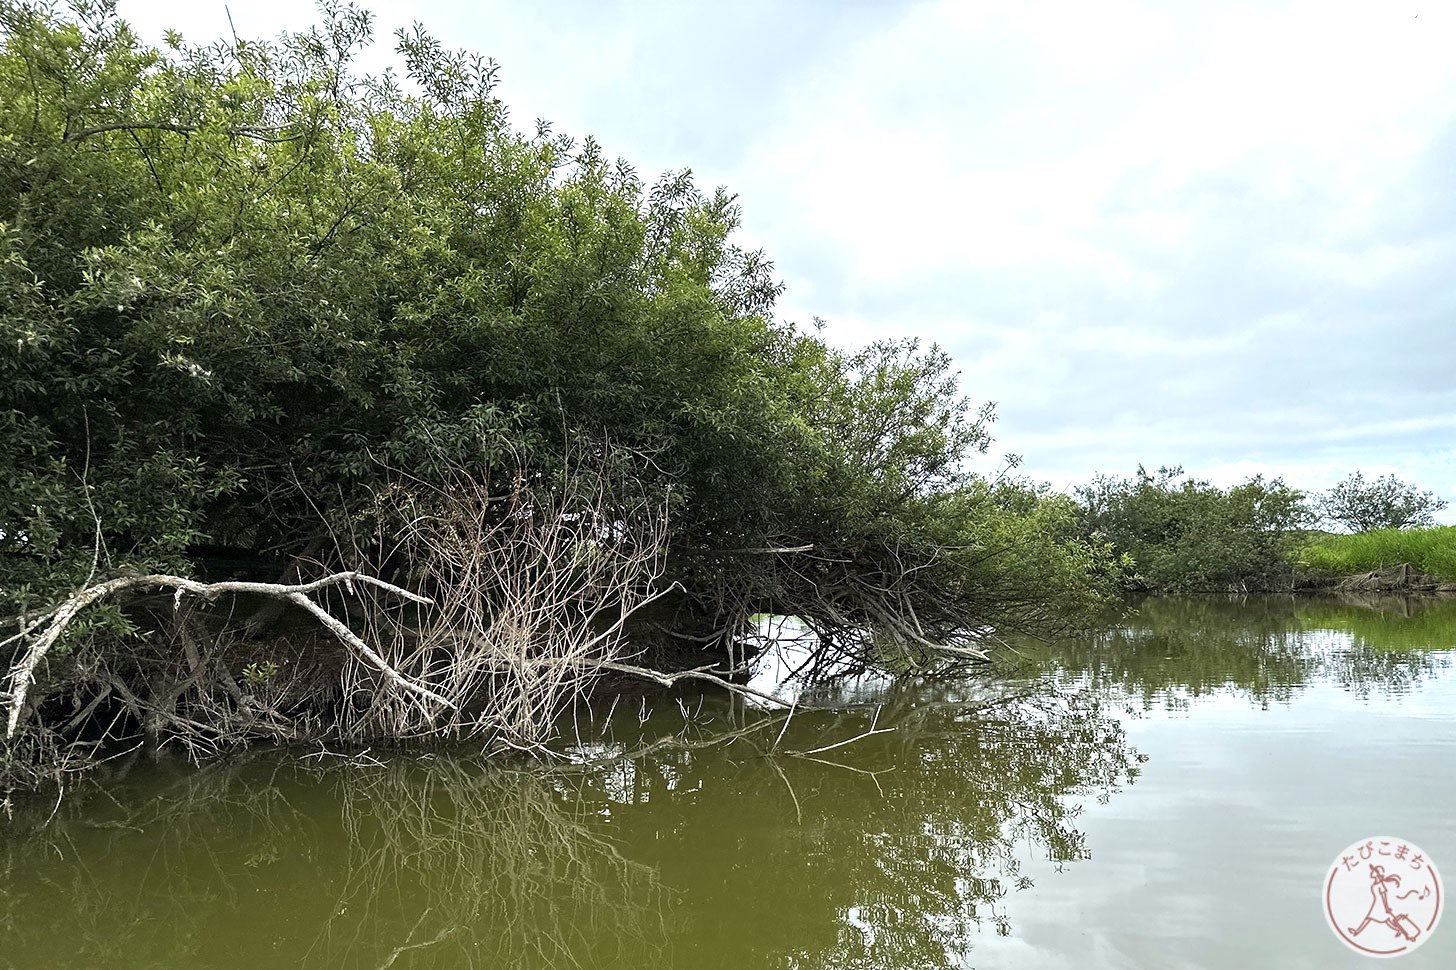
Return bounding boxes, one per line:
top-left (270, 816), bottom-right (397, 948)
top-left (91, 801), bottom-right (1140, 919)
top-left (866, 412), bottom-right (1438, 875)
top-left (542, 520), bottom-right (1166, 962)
top-left (1072, 466), bottom-right (1452, 592)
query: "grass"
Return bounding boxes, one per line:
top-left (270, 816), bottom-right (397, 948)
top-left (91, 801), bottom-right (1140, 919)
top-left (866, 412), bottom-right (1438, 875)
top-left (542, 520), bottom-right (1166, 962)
top-left (1296, 526), bottom-right (1456, 583)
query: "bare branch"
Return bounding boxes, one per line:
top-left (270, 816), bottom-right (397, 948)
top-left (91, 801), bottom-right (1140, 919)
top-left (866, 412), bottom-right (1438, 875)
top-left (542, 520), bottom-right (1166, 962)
top-left (4, 571), bottom-right (436, 739)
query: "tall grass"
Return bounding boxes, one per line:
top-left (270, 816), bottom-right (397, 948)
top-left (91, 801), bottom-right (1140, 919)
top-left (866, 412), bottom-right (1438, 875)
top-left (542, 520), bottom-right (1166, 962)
top-left (1297, 526), bottom-right (1456, 582)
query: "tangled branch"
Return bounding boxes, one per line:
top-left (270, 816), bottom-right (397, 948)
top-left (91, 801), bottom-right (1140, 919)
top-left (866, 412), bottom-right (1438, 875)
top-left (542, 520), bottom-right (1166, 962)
top-left (2, 572), bottom-right (440, 739)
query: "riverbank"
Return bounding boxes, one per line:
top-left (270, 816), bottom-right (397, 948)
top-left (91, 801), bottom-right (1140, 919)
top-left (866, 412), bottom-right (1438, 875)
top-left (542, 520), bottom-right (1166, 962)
top-left (1302, 563), bottom-right (1456, 595)
top-left (1297, 525), bottom-right (1456, 586)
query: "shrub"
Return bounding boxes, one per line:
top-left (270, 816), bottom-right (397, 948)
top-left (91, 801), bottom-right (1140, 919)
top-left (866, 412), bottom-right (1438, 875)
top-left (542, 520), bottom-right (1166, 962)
top-left (1076, 466), bottom-right (1310, 592)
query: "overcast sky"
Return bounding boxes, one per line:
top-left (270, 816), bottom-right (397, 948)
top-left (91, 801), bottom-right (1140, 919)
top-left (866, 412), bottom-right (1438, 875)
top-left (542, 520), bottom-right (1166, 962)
top-left (118, 0), bottom-right (1456, 516)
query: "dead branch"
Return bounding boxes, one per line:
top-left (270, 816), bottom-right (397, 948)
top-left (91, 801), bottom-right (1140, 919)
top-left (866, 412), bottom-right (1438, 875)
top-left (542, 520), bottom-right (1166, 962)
top-left (3, 571), bottom-right (435, 739)
top-left (595, 660), bottom-right (792, 709)
top-left (785, 706), bottom-right (893, 756)
top-left (335, 439), bottom-right (675, 747)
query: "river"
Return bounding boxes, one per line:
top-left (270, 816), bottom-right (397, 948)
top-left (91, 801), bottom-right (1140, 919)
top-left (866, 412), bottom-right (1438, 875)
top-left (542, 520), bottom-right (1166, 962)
top-left (2, 595), bottom-right (1454, 968)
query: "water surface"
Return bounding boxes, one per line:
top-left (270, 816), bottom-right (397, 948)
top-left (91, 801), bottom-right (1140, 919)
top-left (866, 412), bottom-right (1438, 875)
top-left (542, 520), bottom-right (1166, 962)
top-left (2, 595), bottom-right (1454, 968)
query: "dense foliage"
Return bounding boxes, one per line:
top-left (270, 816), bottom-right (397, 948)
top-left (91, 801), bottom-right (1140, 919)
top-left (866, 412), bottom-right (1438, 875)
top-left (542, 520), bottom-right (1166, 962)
top-left (1072, 464), bottom-right (1452, 592)
top-left (1317, 472), bottom-right (1449, 533)
top-left (1075, 466), bottom-right (1309, 593)
top-left (0, 1), bottom-right (1113, 663)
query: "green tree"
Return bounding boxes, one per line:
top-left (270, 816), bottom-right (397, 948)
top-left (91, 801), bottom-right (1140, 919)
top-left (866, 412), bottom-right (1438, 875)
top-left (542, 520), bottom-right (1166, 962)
top-left (1318, 472), bottom-right (1448, 533)
top-left (0, 0), bottom-right (1118, 778)
top-left (1076, 466), bottom-right (1310, 592)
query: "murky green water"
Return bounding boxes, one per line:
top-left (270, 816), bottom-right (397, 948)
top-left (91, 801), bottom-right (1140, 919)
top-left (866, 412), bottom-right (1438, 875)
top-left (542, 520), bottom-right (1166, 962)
top-left (3, 596), bottom-right (1455, 968)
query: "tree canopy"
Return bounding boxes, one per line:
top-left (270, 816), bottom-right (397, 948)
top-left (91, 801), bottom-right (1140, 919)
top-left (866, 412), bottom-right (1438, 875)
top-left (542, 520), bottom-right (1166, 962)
top-left (1318, 472), bottom-right (1449, 533)
top-left (0, 0), bottom-right (1114, 670)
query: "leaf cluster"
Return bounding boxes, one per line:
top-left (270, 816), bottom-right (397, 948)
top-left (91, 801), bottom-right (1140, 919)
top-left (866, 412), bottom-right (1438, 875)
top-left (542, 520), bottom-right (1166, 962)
top-left (0, 1), bottom-right (1113, 638)
top-left (1076, 465), bottom-right (1310, 593)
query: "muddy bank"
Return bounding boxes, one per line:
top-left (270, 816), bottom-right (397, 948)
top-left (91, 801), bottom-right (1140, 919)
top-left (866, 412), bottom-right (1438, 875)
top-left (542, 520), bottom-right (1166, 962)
top-left (1329, 563), bottom-right (1456, 595)
top-left (1302, 563), bottom-right (1456, 596)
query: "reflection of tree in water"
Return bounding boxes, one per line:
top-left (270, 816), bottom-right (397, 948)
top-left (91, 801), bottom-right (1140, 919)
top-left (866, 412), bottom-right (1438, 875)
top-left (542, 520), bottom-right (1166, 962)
top-left (0, 757), bottom-right (670, 969)
top-left (324, 760), bottom-right (673, 969)
top-left (1304, 594), bottom-right (1456, 651)
top-left (567, 685), bottom-right (1142, 970)
top-left (0, 686), bottom-right (1141, 970)
top-left (1043, 596), bottom-right (1453, 710)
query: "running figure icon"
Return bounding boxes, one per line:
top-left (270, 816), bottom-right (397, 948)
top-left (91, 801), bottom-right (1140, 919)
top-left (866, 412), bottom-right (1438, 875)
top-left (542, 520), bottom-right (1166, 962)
top-left (1324, 836), bottom-right (1442, 957)
top-left (1347, 864), bottom-right (1425, 943)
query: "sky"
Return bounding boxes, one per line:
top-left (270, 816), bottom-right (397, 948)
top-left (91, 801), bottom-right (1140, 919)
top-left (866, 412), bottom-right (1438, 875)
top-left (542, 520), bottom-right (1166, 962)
top-left (117, 0), bottom-right (1456, 516)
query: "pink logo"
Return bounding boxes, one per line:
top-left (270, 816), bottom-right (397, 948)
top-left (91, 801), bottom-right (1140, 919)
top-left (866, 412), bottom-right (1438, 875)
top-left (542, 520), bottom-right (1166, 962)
top-left (1325, 837), bottom-right (1442, 958)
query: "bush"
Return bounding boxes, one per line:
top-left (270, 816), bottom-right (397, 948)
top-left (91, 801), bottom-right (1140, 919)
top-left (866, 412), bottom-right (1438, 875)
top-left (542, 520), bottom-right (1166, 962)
top-left (0, 1), bottom-right (1115, 630)
top-left (1076, 466), bottom-right (1310, 592)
